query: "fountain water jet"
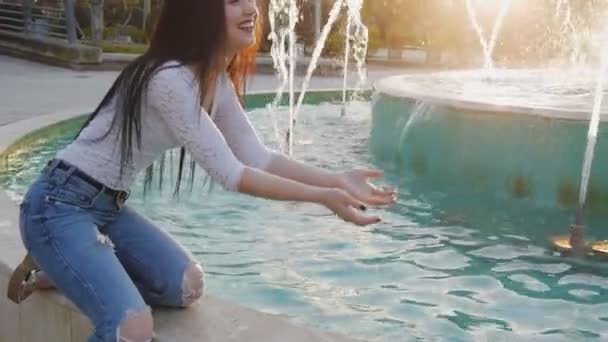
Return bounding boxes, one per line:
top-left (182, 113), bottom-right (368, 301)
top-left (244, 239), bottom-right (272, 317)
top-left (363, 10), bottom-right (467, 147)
top-left (552, 36), bottom-right (608, 256)
top-left (344, 0), bottom-right (369, 104)
top-left (275, 0), bottom-right (369, 156)
top-left (287, 0), bottom-right (298, 156)
top-left (287, 0), bottom-right (345, 146)
top-left (341, 11), bottom-right (351, 117)
top-left (268, 0), bottom-right (294, 152)
top-left (465, 0), bottom-right (512, 70)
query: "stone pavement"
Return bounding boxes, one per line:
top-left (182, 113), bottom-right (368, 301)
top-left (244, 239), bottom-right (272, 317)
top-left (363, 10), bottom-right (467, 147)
top-left (0, 54), bottom-right (421, 126)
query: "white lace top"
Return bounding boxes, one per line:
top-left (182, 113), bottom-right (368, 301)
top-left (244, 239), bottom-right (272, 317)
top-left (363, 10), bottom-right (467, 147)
top-left (56, 62), bottom-right (274, 191)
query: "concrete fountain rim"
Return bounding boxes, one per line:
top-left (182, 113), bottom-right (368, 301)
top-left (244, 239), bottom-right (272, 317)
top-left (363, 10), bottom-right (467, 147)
top-left (373, 69), bottom-right (608, 122)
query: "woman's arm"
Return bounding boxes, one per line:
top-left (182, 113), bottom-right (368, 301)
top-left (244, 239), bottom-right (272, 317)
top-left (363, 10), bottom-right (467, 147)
top-left (213, 78), bottom-right (340, 188)
top-left (264, 152), bottom-right (340, 187)
top-left (266, 154), bottom-right (396, 206)
top-left (148, 68), bottom-right (380, 225)
top-left (238, 166), bottom-right (381, 226)
top-left (214, 78), bottom-right (395, 206)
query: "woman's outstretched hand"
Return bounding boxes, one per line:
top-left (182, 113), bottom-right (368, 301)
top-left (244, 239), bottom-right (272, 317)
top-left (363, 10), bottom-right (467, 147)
top-left (236, 165), bottom-right (395, 226)
top-left (336, 169), bottom-right (397, 207)
top-left (321, 188), bottom-right (382, 226)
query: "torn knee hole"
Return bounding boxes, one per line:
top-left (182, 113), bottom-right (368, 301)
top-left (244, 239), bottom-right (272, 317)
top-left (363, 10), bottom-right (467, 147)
top-left (182, 263), bottom-right (204, 306)
top-left (95, 226), bottom-right (115, 249)
top-left (117, 308), bottom-right (154, 342)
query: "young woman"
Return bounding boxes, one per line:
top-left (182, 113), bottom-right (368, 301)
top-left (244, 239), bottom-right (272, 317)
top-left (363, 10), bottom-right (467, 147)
top-left (7, 0), bottom-right (396, 341)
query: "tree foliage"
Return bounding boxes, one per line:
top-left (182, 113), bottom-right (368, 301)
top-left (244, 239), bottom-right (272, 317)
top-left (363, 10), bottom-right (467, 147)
top-left (73, 0), bottom-right (608, 64)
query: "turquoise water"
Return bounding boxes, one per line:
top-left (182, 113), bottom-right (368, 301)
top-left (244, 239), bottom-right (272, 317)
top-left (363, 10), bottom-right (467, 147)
top-left (370, 93), bottom-right (608, 216)
top-left (2, 101), bottom-right (608, 341)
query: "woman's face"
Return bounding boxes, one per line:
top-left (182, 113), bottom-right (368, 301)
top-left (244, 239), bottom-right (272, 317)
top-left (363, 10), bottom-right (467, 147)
top-left (225, 0), bottom-right (258, 55)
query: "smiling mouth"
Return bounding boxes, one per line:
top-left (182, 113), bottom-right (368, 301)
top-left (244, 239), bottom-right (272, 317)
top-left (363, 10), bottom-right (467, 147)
top-left (238, 20), bottom-right (254, 33)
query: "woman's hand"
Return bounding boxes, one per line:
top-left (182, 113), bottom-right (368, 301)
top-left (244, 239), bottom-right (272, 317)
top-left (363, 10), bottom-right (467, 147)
top-left (236, 167), bottom-right (387, 226)
top-left (321, 188), bottom-right (382, 226)
top-left (336, 169), bottom-right (397, 206)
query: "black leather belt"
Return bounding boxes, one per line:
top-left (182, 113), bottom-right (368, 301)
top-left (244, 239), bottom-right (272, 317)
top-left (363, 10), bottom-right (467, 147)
top-left (46, 159), bottom-right (130, 204)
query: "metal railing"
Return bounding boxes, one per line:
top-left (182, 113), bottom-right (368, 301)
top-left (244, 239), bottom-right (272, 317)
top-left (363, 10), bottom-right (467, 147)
top-left (0, 0), bottom-right (77, 43)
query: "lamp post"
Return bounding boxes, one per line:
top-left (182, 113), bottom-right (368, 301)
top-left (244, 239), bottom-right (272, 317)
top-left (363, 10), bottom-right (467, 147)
top-left (63, 0), bottom-right (77, 43)
top-left (90, 0), bottom-right (104, 42)
top-left (143, 0), bottom-right (150, 32)
top-left (23, 0), bottom-right (32, 33)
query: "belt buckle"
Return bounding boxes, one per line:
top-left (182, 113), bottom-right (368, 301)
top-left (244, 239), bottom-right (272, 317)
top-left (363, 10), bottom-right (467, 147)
top-left (115, 191), bottom-right (130, 208)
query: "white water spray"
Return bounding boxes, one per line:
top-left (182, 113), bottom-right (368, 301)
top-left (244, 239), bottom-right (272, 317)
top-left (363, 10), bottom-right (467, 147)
top-left (397, 102), bottom-right (431, 156)
top-left (271, 0), bottom-right (368, 155)
top-left (268, 0), bottom-right (294, 152)
top-left (487, 0), bottom-right (512, 64)
top-left (287, 0), bottom-right (298, 156)
top-left (347, 0), bottom-right (369, 97)
top-left (465, 0), bottom-right (512, 70)
top-left (341, 12), bottom-right (352, 117)
top-left (465, 0), bottom-right (492, 69)
top-left (578, 44), bottom-right (608, 206)
top-left (290, 0), bottom-right (344, 134)
top-left (554, 0), bottom-right (583, 65)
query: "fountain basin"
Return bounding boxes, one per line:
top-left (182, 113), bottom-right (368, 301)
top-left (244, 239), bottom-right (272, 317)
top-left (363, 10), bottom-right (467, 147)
top-left (371, 69), bottom-right (608, 213)
top-left (4, 89), bottom-right (608, 340)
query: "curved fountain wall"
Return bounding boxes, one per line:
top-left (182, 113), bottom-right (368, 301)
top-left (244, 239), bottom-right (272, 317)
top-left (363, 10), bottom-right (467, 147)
top-left (370, 71), bottom-right (608, 214)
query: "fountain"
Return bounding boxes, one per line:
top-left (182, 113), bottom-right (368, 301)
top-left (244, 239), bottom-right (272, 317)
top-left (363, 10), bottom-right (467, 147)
top-left (462, 0), bottom-right (608, 254)
top-left (552, 34), bottom-right (608, 256)
top-left (269, 1), bottom-right (608, 247)
top-left (371, 0), bottom-right (608, 257)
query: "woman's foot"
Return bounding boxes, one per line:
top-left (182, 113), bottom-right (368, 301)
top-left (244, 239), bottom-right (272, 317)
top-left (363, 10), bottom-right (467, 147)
top-left (7, 253), bottom-right (54, 304)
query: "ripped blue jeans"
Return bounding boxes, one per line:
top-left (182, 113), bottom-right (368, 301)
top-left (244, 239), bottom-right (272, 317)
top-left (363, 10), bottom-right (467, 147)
top-left (18, 159), bottom-right (204, 342)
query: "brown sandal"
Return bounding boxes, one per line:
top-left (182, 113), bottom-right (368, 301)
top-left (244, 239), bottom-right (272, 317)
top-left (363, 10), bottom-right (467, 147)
top-left (7, 253), bottom-right (38, 304)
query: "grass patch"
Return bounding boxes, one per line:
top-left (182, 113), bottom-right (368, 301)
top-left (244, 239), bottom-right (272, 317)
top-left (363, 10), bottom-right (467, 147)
top-left (82, 40), bottom-right (148, 54)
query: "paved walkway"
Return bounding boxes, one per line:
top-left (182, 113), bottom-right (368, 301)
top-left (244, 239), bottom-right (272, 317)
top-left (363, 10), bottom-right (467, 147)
top-left (0, 54), bottom-right (417, 126)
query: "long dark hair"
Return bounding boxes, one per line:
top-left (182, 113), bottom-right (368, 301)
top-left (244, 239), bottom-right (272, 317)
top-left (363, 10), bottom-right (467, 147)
top-left (77, 0), bottom-right (260, 195)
